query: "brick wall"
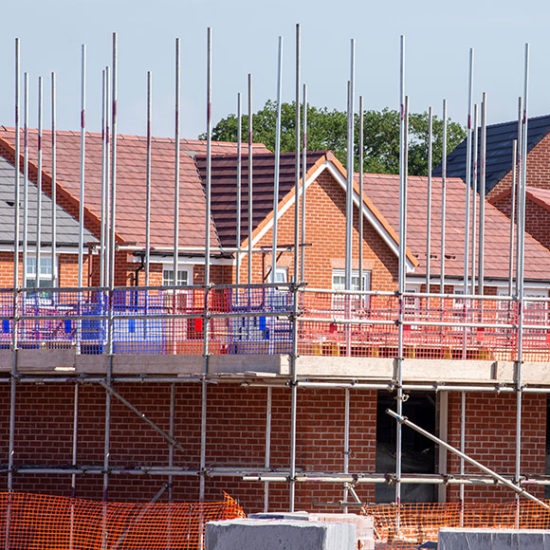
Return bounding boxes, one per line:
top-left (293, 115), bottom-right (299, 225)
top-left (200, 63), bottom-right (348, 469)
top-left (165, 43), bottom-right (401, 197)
top-left (237, 170), bottom-right (398, 290)
top-left (0, 382), bottom-right (377, 512)
top-left (487, 133), bottom-right (550, 201)
top-left (492, 194), bottom-right (550, 252)
top-left (1, 382), bottom-right (542, 508)
top-left (446, 392), bottom-right (546, 502)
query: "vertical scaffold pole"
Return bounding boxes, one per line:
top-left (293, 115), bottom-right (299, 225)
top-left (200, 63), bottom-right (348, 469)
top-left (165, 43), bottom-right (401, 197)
top-left (23, 73), bottom-right (29, 293)
top-left (289, 22), bottom-right (301, 513)
top-left (425, 106), bottom-right (432, 294)
top-left (515, 97), bottom-right (523, 296)
top-left (440, 99), bottom-right (447, 293)
top-left (7, 38), bottom-right (21, 513)
top-left (78, 45), bottom-right (86, 288)
top-left (200, 26), bottom-right (213, 503)
top-left (51, 73), bottom-right (57, 286)
top-left (100, 70), bottom-right (107, 288)
top-left (463, 48), bottom-right (474, 295)
top-left (343, 388), bottom-right (351, 513)
top-left (247, 74), bottom-right (253, 285)
top-left (264, 387), bottom-right (272, 512)
top-left (358, 96), bottom-right (364, 290)
top-left (108, 39), bottom-right (117, 290)
top-left (460, 391), bottom-right (466, 526)
top-left (104, 66), bottom-right (111, 289)
top-left (236, 93), bottom-right (242, 286)
top-left (271, 36), bottom-right (283, 283)
top-left (395, 35), bottom-right (406, 527)
top-left (13, 38), bottom-right (20, 288)
top-left (36, 76), bottom-right (43, 290)
top-left (173, 39), bottom-right (181, 287)
top-left (478, 93), bottom-right (487, 295)
top-left (168, 383), bottom-right (175, 503)
top-left (508, 139), bottom-right (518, 296)
top-left (515, 42), bottom-right (529, 529)
top-left (470, 104), bottom-right (478, 295)
top-left (345, 39), bottom-right (355, 292)
top-left (300, 83), bottom-right (307, 282)
top-left (69, 383), bottom-right (79, 550)
top-left (145, 72), bottom-right (152, 286)
top-left (104, 33), bottom-right (117, 550)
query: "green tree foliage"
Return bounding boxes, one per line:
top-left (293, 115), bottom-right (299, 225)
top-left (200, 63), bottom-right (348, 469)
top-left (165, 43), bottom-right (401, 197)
top-left (203, 100), bottom-right (466, 176)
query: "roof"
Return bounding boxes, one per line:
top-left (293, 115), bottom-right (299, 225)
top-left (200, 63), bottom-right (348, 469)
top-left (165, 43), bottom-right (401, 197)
top-left (433, 114), bottom-right (550, 195)
top-left (0, 155), bottom-right (96, 246)
top-left (0, 127), bottom-right (269, 250)
top-left (195, 151), bottom-right (321, 248)
top-left (489, 185), bottom-right (550, 213)
top-left (356, 172), bottom-right (550, 281)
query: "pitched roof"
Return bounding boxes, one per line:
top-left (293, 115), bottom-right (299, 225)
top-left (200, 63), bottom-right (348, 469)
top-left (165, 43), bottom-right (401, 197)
top-left (433, 114), bottom-right (550, 195)
top-left (491, 185), bottom-right (550, 214)
top-left (0, 127), bottom-right (269, 251)
top-left (356, 172), bottom-right (550, 281)
top-left (525, 187), bottom-right (550, 212)
top-left (195, 151), bottom-right (321, 248)
top-left (0, 155), bottom-right (95, 246)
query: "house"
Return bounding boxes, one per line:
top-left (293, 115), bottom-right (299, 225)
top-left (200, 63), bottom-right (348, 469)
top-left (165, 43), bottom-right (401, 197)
top-left (0, 127), bottom-right (549, 513)
top-left (434, 113), bottom-right (550, 201)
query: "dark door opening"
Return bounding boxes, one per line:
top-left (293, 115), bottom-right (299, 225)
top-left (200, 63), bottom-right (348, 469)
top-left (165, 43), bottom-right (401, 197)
top-left (376, 391), bottom-right (436, 503)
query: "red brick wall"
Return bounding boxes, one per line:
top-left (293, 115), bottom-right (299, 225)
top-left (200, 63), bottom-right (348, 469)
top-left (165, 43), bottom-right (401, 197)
top-left (0, 382), bottom-right (376, 512)
top-left (487, 133), bottom-right (550, 201)
top-left (237, 171), bottom-right (398, 290)
top-left (446, 392), bottom-right (546, 502)
top-left (492, 194), bottom-right (550, 252)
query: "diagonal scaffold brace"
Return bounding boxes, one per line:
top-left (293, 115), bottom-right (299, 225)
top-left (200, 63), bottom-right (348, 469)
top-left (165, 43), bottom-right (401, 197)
top-left (386, 408), bottom-right (550, 512)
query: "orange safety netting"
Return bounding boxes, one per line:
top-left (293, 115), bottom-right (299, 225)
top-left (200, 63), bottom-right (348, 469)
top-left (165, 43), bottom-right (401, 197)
top-left (363, 500), bottom-right (550, 549)
top-left (0, 492), bottom-right (245, 550)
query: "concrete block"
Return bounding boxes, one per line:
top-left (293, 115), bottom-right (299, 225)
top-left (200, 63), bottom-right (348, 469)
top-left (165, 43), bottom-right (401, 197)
top-left (310, 514), bottom-right (374, 549)
top-left (439, 528), bottom-right (550, 550)
top-left (250, 512), bottom-right (374, 549)
top-left (206, 518), bottom-right (356, 550)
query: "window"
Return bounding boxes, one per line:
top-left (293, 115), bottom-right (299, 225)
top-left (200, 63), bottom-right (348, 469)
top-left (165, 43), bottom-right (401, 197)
top-left (331, 269), bottom-right (371, 314)
top-left (25, 256), bottom-right (54, 288)
top-left (24, 256), bottom-right (55, 303)
top-left (162, 268), bottom-right (191, 287)
top-left (404, 285), bottom-right (420, 325)
top-left (332, 269), bottom-right (370, 292)
top-left (274, 267), bottom-right (288, 284)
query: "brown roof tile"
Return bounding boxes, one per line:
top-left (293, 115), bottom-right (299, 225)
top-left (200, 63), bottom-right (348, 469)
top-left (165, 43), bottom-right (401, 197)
top-left (0, 127), bottom-right (269, 250)
top-left (356, 173), bottom-right (550, 281)
top-left (195, 151), bottom-right (322, 248)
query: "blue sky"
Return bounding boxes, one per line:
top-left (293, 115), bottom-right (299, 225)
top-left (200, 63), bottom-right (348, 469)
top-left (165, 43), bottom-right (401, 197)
top-left (0, 0), bottom-right (548, 139)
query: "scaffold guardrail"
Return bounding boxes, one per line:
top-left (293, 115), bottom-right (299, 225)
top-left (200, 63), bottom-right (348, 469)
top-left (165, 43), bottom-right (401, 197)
top-left (0, 284), bottom-right (547, 361)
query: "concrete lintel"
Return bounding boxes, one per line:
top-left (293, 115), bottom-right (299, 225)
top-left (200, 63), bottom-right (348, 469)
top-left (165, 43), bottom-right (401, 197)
top-left (209, 354), bottom-right (284, 375)
top-left (295, 356), bottom-right (394, 378)
top-left (17, 348), bottom-right (76, 372)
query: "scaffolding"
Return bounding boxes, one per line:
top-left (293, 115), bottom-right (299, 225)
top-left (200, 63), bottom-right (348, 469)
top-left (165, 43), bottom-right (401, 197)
top-left (1, 26), bottom-right (546, 549)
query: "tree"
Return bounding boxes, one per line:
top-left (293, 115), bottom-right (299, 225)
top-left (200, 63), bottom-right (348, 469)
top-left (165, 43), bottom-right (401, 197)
top-left (203, 101), bottom-right (466, 176)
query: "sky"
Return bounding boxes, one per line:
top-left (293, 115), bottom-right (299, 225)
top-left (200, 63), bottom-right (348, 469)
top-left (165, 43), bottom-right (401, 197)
top-left (0, 0), bottom-right (548, 140)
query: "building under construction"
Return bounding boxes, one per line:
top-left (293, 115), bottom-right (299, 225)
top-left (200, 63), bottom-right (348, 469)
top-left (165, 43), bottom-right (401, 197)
top-left (1, 29), bottom-right (550, 549)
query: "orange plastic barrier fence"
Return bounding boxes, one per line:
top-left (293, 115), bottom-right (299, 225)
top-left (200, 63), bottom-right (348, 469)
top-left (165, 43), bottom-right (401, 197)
top-left (363, 500), bottom-right (550, 549)
top-left (0, 492), bottom-right (245, 550)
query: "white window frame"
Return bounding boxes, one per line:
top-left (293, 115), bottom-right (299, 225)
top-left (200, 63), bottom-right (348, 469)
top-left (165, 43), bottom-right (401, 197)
top-left (274, 267), bottom-right (288, 284)
top-left (404, 285), bottom-right (421, 326)
top-left (24, 255), bottom-right (57, 304)
top-left (25, 255), bottom-right (55, 287)
top-left (331, 269), bottom-right (371, 314)
top-left (162, 266), bottom-right (193, 288)
top-left (331, 269), bottom-right (371, 292)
